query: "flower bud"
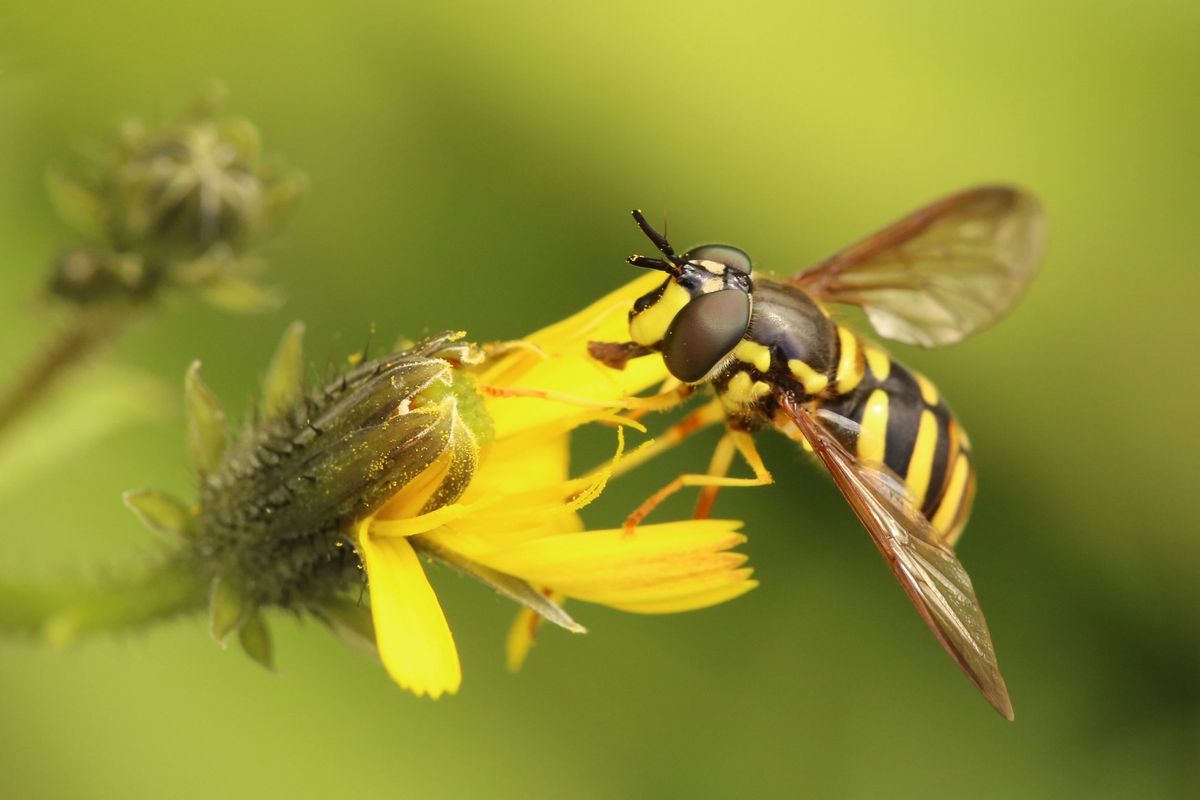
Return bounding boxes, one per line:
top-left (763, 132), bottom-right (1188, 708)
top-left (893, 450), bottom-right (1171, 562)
top-left (186, 330), bottom-right (490, 614)
top-left (44, 87), bottom-right (305, 309)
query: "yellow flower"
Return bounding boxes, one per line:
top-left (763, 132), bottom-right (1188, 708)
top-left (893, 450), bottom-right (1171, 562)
top-left (355, 274), bottom-right (757, 698)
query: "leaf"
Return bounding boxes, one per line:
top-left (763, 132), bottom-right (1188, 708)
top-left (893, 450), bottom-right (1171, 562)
top-left (261, 322), bottom-right (305, 421)
top-left (184, 361), bottom-right (227, 476)
top-left (209, 576), bottom-right (251, 645)
top-left (237, 612), bottom-right (275, 671)
top-left (122, 488), bottom-right (192, 539)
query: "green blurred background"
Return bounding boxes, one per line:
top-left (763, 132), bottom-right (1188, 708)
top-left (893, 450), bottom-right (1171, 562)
top-left (1, 1), bottom-right (1197, 797)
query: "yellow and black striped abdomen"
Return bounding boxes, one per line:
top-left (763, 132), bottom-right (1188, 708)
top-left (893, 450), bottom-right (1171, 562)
top-left (815, 332), bottom-right (976, 545)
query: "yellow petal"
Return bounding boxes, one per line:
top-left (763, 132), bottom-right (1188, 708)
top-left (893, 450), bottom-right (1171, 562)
top-left (469, 520), bottom-right (755, 613)
top-left (370, 501), bottom-right (474, 538)
top-left (373, 448), bottom-right (454, 521)
top-left (357, 523), bottom-right (461, 698)
top-left (462, 431), bottom-right (569, 501)
top-left (477, 519), bottom-right (745, 578)
top-left (609, 576), bottom-right (760, 614)
top-left (477, 274), bottom-right (669, 441)
top-left (420, 503), bottom-right (584, 559)
top-left (422, 426), bottom-right (627, 557)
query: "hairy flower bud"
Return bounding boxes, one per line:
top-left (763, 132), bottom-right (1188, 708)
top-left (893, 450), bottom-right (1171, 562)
top-left (188, 331), bottom-right (491, 613)
top-left (44, 86), bottom-right (305, 310)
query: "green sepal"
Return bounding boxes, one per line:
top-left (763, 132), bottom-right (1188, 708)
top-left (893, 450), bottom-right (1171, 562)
top-left (309, 596), bottom-right (376, 654)
top-left (237, 612), bottom-right (275, 671)
top-left (184, 361), bottom-right (228, 476)
top-left (216, 117), bottom-right (262, 162)
top-left (416, 539), bottom-right (585, 633)
top-left (122, 488), bottom-right (193, 539)
top-left (209, 575), bottom-right (251, 645)
top-left (201, 275), bottom-right (284, 314)
top-left (261, 170), bottom-right (307, 233)
top-left (261, 322), bottom-right (305, 421)
top-left (45, 167), bottom-right (106, 236)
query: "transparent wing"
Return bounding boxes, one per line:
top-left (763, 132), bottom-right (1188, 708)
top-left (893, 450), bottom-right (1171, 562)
top-left (792, 186), bottom-right (1045, 347)
top-left (782, 396), bottom-right (1014, 719)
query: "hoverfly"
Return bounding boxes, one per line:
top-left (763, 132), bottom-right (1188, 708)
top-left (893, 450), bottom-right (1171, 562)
top-left (588, 186), bottom-right (1045, 720)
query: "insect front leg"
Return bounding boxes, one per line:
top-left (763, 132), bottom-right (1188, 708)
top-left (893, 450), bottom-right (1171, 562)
top-left (584, 399), bottom-right (725, 484)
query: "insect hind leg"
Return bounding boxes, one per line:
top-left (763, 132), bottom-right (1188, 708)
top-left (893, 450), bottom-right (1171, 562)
top-left (624, 428), bottom-right (773, 535)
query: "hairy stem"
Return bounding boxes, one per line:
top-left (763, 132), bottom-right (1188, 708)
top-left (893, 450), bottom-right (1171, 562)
top-left (0, 308), bottom-right (130, 443)
top-left (0, 554), bottom-right (207, 643)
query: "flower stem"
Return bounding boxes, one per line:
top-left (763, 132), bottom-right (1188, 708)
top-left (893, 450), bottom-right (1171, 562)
top-left (0, 554), bottom-right (207, 644)
top-left (0, 308), bottom-right (130, 444)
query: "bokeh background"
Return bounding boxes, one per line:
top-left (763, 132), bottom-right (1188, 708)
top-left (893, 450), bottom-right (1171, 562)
top-left (2, 2), bottom-right (1197, 797)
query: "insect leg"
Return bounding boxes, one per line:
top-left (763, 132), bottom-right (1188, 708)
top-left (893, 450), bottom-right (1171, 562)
top-left (589, 399), bottom-right (726, 484)
top-left (693, 432), bottom-right (737, 520)
top-left (623, 425), bottom-right (774, 536)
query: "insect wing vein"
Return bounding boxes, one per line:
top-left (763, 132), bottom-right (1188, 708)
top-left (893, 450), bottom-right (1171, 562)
top-left (783, 395), bottom-right (1013, 720)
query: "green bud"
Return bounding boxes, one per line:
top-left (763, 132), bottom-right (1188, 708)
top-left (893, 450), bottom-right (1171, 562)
top-left (84, 329), bottom-right (498, 675)
top-left (122, 488), bottom-right (193, 539)
top-left (185, 362), bottom-right (228, 476)
top-left (43, 88), bottom-right (304, 309)
top-left (113, 119), bottom-right (265, 258)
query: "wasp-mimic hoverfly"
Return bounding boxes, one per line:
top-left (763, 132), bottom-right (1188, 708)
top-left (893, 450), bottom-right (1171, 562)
top-left (588, 186), bottom-right (1045, 720)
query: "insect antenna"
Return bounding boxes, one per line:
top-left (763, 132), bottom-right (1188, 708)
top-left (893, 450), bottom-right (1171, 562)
top-left (630, 209), bottom-right (684, 275)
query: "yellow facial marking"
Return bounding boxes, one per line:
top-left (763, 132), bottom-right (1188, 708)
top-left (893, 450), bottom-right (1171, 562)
top-left (906, 410), bottom-right (939, 507)
top-left (629, 281), bottom-right (690, 346)
top-left (734, 340), bottom-right (772, 373)
top-left (931, 454), bottom-right (970, 535)
top-left (856, 388), bottom-right (889, 464)
top-left (863, 345), bottom-right (891, 381)
top-left (788, 359), bottom-right (829, 395)
top-left (721, 371), bottom-right (771, 411)
top-left (914, 372), bottom-right (940, 406)
top-left (835, 326), bottom-right (865, 394)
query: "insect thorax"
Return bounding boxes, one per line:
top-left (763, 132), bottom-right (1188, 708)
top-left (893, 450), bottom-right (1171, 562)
top-left (711, 279), bottom-right (839, 424)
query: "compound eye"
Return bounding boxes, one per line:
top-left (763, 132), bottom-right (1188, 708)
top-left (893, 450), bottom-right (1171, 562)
top-left (685, 244), bottom-right (753, 275)
top-left (661, 289), bottom-right (751, 383)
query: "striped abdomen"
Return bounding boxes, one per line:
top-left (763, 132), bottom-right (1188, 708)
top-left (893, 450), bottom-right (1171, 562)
top-left (812, 326), bottom-right (977, 545)
top-left (709, 278), bottom-right (976, 544)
